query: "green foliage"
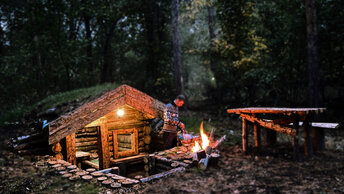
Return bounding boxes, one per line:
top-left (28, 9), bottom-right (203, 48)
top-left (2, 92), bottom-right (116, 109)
top-left (0, 0), bottom-right (344, 123)
top-left (0, 83), bottom-right (119, 125)
top-left (181, 116), bottom-right (203, 134)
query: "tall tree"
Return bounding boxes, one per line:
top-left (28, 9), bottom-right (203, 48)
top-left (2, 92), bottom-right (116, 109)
top-left (306, 0), bottom-right (323, 107)
top-left (172, 0), bottom-right (184, 95)
top-left (206, 0), bottom-right (216, 73)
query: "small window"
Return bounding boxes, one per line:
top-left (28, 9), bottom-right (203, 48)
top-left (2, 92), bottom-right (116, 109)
top-left (113, 128), bottom-right (138, 158)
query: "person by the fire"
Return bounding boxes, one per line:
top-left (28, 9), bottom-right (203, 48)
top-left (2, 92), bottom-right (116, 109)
top-left (162, 94), bottom-right (186, 149)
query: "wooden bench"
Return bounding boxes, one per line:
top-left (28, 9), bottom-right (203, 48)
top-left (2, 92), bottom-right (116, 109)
top-left (291, 122), bottom-right (339, 150)
top-left (264, 120), bottom-right (339, 150)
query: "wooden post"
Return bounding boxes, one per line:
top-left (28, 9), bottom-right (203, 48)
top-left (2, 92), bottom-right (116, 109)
top-left (292, 114), bottom-right (300, 161)
top-left (312, 127), bottom-right (325, 151)
top-left (66, 133), bottom-right (76, 165)
top-left (303, 114), bottom-right (313, 158)
top-left (242, 117), bottom-right (248, 153)
top-left (97, 118), bottom-right (110, 169)
top-left (253, 123), bottom-right (261, 149)
top-left (52, 142), bottom-right (63, 160)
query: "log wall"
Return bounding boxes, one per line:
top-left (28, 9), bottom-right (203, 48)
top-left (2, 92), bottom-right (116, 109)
top-left (73, 104), bottom-right (153, 160)
top-left (75, 127), bottom-right (98, 154)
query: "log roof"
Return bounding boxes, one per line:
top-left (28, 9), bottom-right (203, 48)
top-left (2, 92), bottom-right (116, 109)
top-left (48, 85), bottom-right (165, 145)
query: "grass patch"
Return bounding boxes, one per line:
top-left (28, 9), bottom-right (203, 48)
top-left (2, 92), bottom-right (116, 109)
top-left (0, 82), bottom-right (119, 125)
top-left (35, 82), bottom-right (119, 112)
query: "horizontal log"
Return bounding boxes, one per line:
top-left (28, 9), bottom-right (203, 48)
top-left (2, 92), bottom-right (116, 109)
top-left (82, 160), bottom-right (99, 170)
top-left (139, 132), bottom-right (144, 138)
top-left (75, 132), bottom-right (97, 137)
top-left (227, 107), bottom-right (325, 115)
top-left (139, 140), bottom-right (144, 147)
top-left (14, 138), bottom-right (47, 151)
top-left (17, 147), bottom-right (49, 155)
top-left (75, 141), bottom-right (97, 147)
top-left (75, 137), bottom-right (97, 143)
top-left (12, 133), bottom-right (42, 144)
top-left (240, 114), bottom-right (296, 136)
top-left (143, 135), bottom-right (151, 145)
top-left (110, 153), bottom-right (146, 165)
top-left (76, 127), bottom-right (97, 133)
top-left (107, 120), bottom-right (148, 129)
top-left (76, 145), bottom-right (97, 151)
top-left (143, 126), bottom-right (151, 136)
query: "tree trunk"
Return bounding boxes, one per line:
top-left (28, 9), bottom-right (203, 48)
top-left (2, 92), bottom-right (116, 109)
top-left (31, 8), bottom-right (45, 96)
top-left (84, 16), bottom-right (93, 76)
top-left (206, 0), bottom-right (216, 73)
top-left (305, 0), bottom-right (323, 107)
top-left (100, 25), bottom-right (115, 83)
top-left (172, 0), bottom-right (184, 95)
top-left (144, 4), bottom-right (156, 84)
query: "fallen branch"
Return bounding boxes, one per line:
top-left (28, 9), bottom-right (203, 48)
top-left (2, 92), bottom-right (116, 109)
top-left (140, 167), bottom-right (185, 183)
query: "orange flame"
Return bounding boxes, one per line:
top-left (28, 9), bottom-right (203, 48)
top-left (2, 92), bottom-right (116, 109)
top-left (192, 141), bottom-right (201, 152)
top-left (191, 122), bottom-right (210, 152)
top-left (200, 121), bottom-right (209, 149)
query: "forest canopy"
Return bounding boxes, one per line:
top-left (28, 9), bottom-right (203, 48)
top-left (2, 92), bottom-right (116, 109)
top-left (0, 0), bottom-right (343, 123)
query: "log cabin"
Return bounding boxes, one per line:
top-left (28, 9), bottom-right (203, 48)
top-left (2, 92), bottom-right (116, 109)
top-left (48, 85), bottom-right (165, 170)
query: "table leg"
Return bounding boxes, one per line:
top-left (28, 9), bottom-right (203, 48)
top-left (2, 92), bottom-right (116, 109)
top-left (312, 127), bottom-right (325, 151)
top-left (303, 115), bottom-right (313, 157)
top-left (253, 123), bottom-right (261, 149)
top-left (242, 118), bottom-right (248, 153)
top-left (292, 114), bottom-right (300, 161)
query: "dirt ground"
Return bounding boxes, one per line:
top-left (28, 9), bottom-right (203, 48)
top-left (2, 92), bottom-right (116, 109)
top-left (1, 121), bottom-right (344, 193)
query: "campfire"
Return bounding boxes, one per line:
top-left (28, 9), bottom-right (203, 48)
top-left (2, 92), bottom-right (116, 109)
top-left (189, 122), bottom-right (226, 170)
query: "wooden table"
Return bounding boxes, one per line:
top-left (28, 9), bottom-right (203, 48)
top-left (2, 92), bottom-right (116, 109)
top-left (227, 107), bottom-right (326, 160)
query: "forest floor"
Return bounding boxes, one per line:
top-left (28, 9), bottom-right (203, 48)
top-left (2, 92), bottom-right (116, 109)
top-left (0, 111), bottom-right (344, 193)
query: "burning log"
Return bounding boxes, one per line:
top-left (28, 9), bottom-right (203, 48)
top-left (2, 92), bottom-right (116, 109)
top-left (212, 135), bottom-right (226, 149)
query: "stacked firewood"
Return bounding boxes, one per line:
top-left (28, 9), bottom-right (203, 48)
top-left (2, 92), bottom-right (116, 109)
top-left (11, 132), bottom-right (49, 155)
top-left (193, 135), bottom-right (226, 170)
